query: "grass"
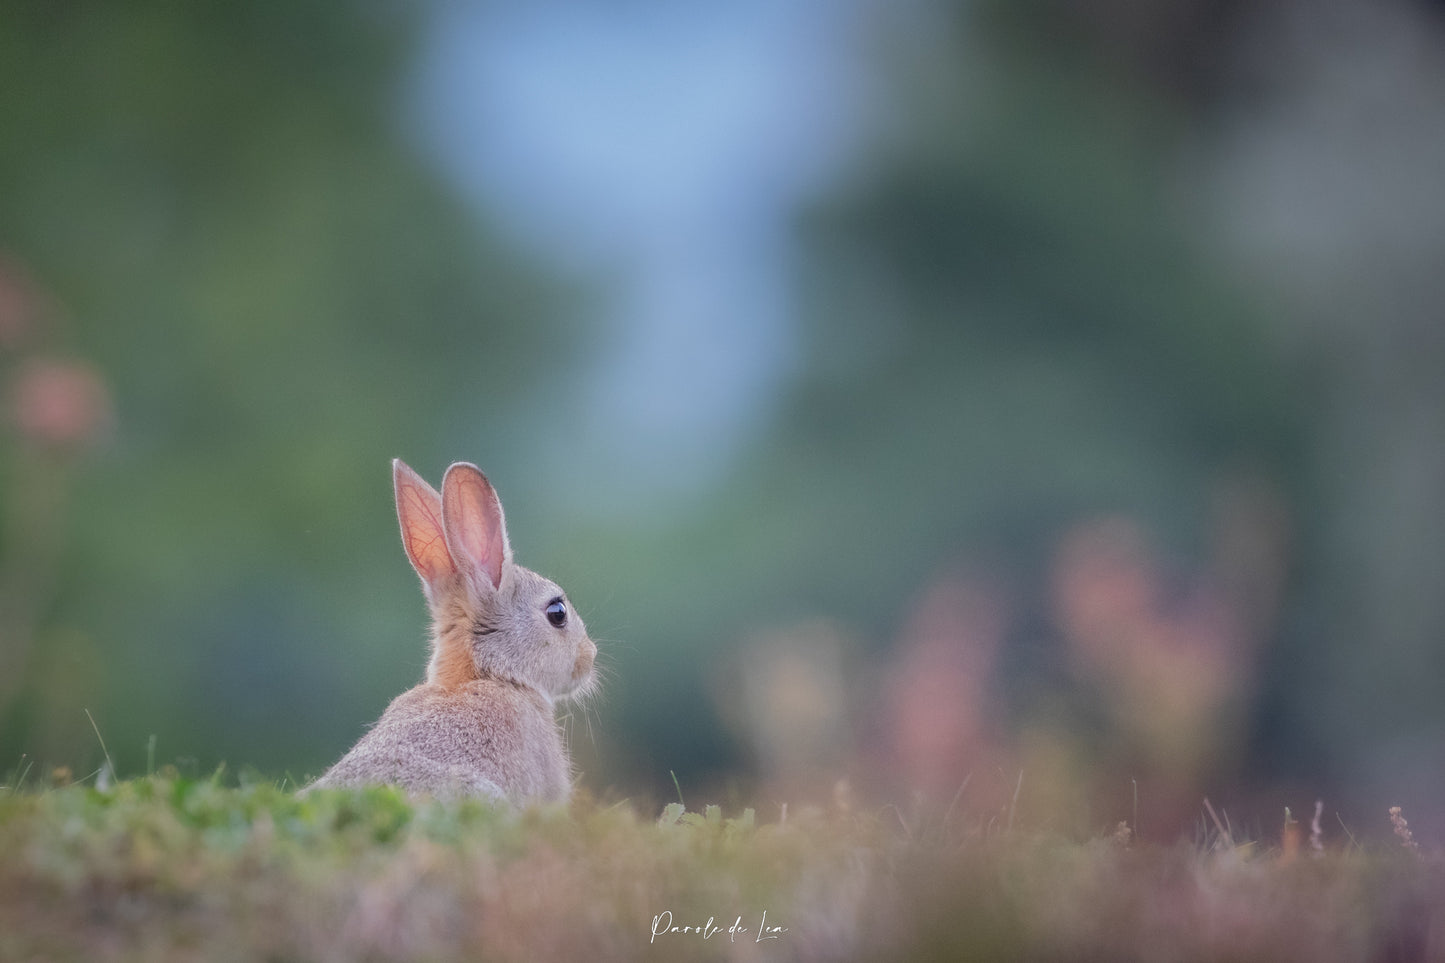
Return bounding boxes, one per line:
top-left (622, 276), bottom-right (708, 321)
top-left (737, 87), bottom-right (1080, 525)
top-left (0, 769), bottom-right (1440, 962)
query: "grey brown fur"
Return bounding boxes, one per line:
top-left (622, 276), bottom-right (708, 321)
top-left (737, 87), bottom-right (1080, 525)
top-left (309, 459), bottom-right (596, 804)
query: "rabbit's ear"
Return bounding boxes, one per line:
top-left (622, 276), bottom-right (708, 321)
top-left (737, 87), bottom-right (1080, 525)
top-left (441, 462), bottom-right (511, 591)
top-left (394, 459), bottom-right (453, 584)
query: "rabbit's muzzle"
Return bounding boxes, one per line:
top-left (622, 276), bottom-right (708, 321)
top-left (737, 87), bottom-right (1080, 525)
top-left (573, 640), bottom-right (596, 683)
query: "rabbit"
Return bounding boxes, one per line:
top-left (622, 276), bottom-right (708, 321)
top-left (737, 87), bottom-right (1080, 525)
top-left (308, 459), bottom-right (597, 804)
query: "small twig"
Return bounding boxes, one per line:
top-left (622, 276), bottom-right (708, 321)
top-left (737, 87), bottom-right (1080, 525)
top-left (1006, 770), bottom-right (1024, 834)
top-left (1336, 812), bottom-right (1360, 852)
top-left (669, 770), bottom-right (685, 809)
top-left (942, 772), bottom-right (972, 834)
top-left (83, 709), bottom-right (115, 785)
top-left (1309, 800), bottom-right (1325, 854)
top-left (1203, 797), bottom-right (1233, 848)
top-left (881, 803), bottom-right (912, 841)
top-left (1132, 777), bottom-right (1139, 842)
top-left (11, 754), bottom-right (33, 792)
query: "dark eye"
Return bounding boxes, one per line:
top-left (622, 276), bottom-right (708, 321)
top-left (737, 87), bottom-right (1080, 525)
top-left (545, 598), bottom-right (568, 628)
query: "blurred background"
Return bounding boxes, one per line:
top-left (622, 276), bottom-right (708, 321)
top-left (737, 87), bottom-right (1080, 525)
top-left (3, 0), bottom-right (1443, 840)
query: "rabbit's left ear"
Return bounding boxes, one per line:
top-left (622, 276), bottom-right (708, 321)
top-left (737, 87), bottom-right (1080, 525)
top-left (394, 458), bottom-right (453, 586)
top-left (440, 462), bottom-right (512, 591)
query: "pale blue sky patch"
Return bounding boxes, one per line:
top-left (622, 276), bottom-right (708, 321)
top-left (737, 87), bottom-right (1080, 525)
top-left (408, 0), bottom-right (868, 508)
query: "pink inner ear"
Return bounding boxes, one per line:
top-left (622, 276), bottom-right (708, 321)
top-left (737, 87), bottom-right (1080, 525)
top-left (396, 467), bottom-right (452, 584)
top-left (444, 467), bottom-right (506, 590)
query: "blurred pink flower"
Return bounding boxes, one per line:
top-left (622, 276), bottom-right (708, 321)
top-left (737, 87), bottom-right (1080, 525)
top-left (8, 358), bottom-right (113, 451)
top-left (877, 571), bottom-right (1008, 798)
top-left (1049, 514), bottom-right (1256, 826)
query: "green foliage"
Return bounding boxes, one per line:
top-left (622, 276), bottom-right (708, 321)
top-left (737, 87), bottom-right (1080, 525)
top-left (0, 0), bottom-right (581, 775)
top-left (1, 777), bottom-right (1439, 962)
top-left (572, 2), bottom-right (1314, 798)
top-left (2, 0), bottom-right (1440, 824)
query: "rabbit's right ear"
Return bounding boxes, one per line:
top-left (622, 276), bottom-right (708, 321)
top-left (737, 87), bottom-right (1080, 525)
top-left (440, 462), bottom-right (511, 592)
top-left (394, 458), bottom-right (454, 586)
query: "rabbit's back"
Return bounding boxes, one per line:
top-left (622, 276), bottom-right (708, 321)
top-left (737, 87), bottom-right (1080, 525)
top-left (312, 679), bottom-right (571, 803)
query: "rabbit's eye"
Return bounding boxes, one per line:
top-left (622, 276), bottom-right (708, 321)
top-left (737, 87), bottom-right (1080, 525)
top-left (545, 598), bottom-right (568, 629)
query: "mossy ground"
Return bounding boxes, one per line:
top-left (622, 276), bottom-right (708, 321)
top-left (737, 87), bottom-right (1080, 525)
top-left (0, 771), bottom-right (1439, 962)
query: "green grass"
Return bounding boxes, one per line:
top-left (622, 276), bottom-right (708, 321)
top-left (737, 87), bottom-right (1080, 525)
top-left (0, 771), bottom-right (1439, 962)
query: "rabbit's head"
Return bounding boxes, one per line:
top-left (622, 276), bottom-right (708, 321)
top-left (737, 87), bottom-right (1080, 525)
top-left (393, 459), bottom-right (597, 702)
